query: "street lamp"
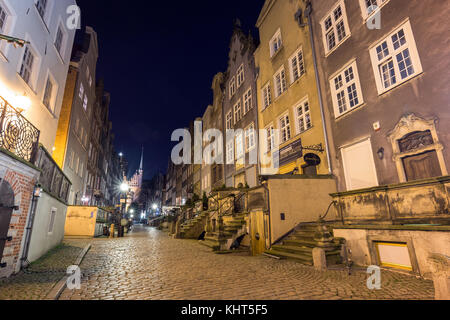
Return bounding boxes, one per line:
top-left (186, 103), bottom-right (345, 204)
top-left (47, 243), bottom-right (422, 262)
top-left (152, 203), bottom-right (158, 210)
top-left (120, 182), bottom-right (129, 192)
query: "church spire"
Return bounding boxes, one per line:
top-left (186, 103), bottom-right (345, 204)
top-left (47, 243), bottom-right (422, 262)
top-left (139, 146), bottom-right (144, 172)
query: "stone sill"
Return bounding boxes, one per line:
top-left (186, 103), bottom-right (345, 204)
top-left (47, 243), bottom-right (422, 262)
top-left (332, 224), bottom-right (450, 232)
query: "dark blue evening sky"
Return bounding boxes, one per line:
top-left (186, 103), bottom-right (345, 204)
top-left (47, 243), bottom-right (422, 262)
top-left (77, 0), bottom-right (265, 179)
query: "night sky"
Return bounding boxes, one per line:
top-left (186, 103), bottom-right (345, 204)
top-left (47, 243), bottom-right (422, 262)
top-left (76, 1), bottom-right (265, 179)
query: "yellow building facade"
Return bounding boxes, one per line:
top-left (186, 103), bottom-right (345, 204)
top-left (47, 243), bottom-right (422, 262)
top-left (255, 0), bottom-right (329, 175)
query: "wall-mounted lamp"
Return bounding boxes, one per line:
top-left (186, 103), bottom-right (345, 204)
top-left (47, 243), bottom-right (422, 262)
top-left (33, 185), bottom-right (42, 198)
top-left (377, 147), bottom-right (385, 160)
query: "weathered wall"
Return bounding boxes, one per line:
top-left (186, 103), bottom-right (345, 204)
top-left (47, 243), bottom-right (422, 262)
top-left (334, 227), bottom-right (450, 279)
top-left (332, 176), bottom-right (450, 224)
top-left (28, 192), bottom-right (68, 262)
top-left (64, 206), bottom-right (98, 237)
top-left (267, 176), bottom-right (337, 243)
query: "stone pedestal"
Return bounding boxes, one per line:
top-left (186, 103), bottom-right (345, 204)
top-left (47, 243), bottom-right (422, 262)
top-left (428, 253), bottom-right (450, 300)
top-left (313, 247), bottom-right (327, 271)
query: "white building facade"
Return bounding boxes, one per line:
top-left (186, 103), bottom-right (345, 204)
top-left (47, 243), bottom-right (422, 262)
top-left (0, 0), bottom-right (77, 152)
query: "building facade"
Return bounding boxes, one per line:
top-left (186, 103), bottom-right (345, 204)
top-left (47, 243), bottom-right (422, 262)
top-left (54, 26), bottom-right (98, 205)
top-left (223, 21), bottom-right (260, 188)
top-left (309, 0), bottom-right (450, 191)
top-left (255, 0), bottom-right (331, 176)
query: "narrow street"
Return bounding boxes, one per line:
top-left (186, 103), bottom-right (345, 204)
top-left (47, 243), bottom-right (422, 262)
top-left (58, 225), bottom-right (434, 300)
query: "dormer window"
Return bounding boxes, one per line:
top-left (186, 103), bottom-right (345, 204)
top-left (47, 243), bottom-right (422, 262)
top-left (269, 29), bottom-right (282, 58)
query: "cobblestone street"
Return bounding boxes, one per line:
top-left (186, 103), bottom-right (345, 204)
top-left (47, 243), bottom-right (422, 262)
top-left (56, 225), bottom-right (434, 300)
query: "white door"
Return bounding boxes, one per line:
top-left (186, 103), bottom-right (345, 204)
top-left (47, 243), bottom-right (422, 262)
top-left (341, 138), bottom-right (379, 190)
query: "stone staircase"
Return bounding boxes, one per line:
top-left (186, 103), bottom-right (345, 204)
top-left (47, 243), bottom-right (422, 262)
top-left (199, 213), bottom-right (247, 252)
top-left (179, 211), bottom-right (208, 239)
top-left (264, 223), bottom-right (343, 265)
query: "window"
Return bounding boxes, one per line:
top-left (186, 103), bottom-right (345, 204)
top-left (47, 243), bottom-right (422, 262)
top-left (43, 77), bottom-right (54, 112)
top-left (80, 126), bottom-right (84, 141)
top-left (235, 133), bottom-right (244, 160)
top-left (79, 82), bottom-right (84, 99)
top-left (229, 76), bottom-right (236, 98)
top-left (19, 46), bottom-right (35, 86)
top-left (83, 94), bottom-right (88, 110)
top-left (369, 20), bottom-right (422, 94)
top-left (330, 60), bottom-right (364, 117)
top-left (243, 88), bottom-right (252, 114)
top-left (279, 114), bottom-right (291, 143)
top-left (269, 29), bottom-right (282, 57)
top-left (321, 1), bottom-right (350, 55)
top-left (79, 162), bottom-right (84, 178)
top-left (55, 26), bottom-right (64, 55)
top-left (48, 207), bottom-right (56, 234)
top-left (289, 48), bottom-right (306, 83)
top-left (226, 111), bottom-right (233, 129)
top-left (233, 100), bottom-right (242, 124)
top-left (266, 125), bottom-right (274, 152)
top-left (36, 0), bottom-right (48, 19)
top-left (69, 150), bottom-right (74, 169)
top-left (262, 83), bottom-right (272, 109)
top-left (359, 0), bottom-right (390, 19)
top-left (89, 76), bottom-right (93, 87)
top-left (226, 140), bottom-right (234, 164)
top-left (273, 67), bottom-right (287, 98)
top-left (75, 156), bottom-right (80, 174)
top-left (237, 64), bottom-right (244, 88)
top-left (0, 5), bottom-right (7, 32)
top-left (295, 99), bottom-right (312, 134)
top-left (245, 123), bottom-right (256, 151)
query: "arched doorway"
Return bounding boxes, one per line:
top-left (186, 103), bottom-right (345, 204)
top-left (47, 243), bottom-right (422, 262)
top-left (0, 178), bottom-right (15, 267)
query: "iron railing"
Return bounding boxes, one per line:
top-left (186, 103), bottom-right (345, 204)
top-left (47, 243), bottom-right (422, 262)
top-left (0, 96), bottom-right (40, 163)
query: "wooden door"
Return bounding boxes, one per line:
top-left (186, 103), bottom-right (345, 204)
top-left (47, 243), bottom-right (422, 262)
top-left (0, 179), bottom-right (15, 267)
top-left (402, 150), bottom-right (442, 181)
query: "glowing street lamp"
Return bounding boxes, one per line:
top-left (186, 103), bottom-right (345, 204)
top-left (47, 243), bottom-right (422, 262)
top-left (130, 209), bottom-right (135, 214)
top-left (152, 203), bottom-right (158, 210)
top-left (120, 182), bottom-right (129, 192)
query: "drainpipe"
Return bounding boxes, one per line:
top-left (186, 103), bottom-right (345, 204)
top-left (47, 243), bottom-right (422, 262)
top-left (20, 184), bottom-right (42, 269)
top-left (261, 178), bottom-right (272, 248)
top-left (305, 1), bottom-right (333, 175)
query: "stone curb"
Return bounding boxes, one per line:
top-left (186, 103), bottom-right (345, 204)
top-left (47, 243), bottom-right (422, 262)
top-left (44, 243), bottom-right (91, 300)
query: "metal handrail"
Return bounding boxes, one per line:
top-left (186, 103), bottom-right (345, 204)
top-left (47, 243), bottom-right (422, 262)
top-left (0, 96), bottom-right (40, 163)
top-left (319, 200), bottom-right (337, 221)
top-left (222, 192), bottom-right (247, 217)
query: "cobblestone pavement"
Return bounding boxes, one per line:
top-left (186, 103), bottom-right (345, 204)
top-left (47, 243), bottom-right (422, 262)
top-left (59, 225), bottom-right (435, 300)
top-left (0, 240), bottom-right (90, 300)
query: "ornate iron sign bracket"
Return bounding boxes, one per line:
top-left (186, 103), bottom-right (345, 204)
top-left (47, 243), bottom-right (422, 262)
top-left (301, 143), bottom-right (325, 153)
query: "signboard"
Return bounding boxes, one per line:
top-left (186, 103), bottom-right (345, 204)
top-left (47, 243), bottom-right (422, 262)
top-left (304, 153), bottom-right (321, 166)
top-left (275, 139), bottom-right (303, 168)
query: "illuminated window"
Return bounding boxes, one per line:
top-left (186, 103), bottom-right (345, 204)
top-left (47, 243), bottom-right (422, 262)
top-left (233, 100), bottom-right (242, 124)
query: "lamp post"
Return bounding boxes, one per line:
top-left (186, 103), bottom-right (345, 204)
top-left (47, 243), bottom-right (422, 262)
top-left (118, 182), bottom-right (129, 237)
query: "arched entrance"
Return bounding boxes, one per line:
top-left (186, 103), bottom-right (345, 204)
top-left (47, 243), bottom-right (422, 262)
top-left (0, 178), bottom-right (15, 267)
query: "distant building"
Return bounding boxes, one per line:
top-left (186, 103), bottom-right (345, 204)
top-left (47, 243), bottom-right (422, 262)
top-left (54, 26), bottom-right (98, 205)
top-left (223, 21), bottom-right (259, 188)
top-left (129, 148), bottom-right (144, 202)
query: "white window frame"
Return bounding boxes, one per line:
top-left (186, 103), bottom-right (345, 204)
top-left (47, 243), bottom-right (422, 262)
top-left (330, 59), bottom-right (364, 118)
top-left (289, 47), bottom-right (306, 84)
top-left (279, 113), bottom-right (291, 144)
top-left (237, 64), bottom-right (244, 88)
top-left (235, 132), bottom-right (244, 161)
top-left (48, 207), bottom-right (57, 234)
top-left (262, 83), bottom-right (272, 110)
top-left (69, 150), bottom-right (74, 169)
top-left (369, 19), bottom-right (422, 95)
top-left (226, 140), bottom-right (234, 164)
top-left (320, 0), bottom-right (351, 56)
top-left (54, 23), bottom-right (66, 58)
top-left (0, 3), bottom-right (8, 34)
top-left (269, 28), bottom-right (283, 58)
top-left (358, 0), bottom-right (390, 20)
top-left (294, 97), bottom-right (312, 134)
top-left (35, 0), bottom-right (48, 21)
top-left (19, 45), bottom-right (37, 89)
top-left (229, 76), bottom-right (236, 98)
top-left (43, 74), bottom-right (56, 113)
top-left (233, 100), bottom-right (242, 124)
top-left (265, 124), bottom-right (275, 152)
top-left (273, 66), bottom-right (287, 98)
top-left (226, 110), bottom-right (233, 129)
top-left (243, 87), bottom-right (252, 114)
top-left (83, 94), bottom-right (88, 110)
top-left (79, 82), bottom-right (84, 99)
top-left (245, 123), bottom-right (256, 152)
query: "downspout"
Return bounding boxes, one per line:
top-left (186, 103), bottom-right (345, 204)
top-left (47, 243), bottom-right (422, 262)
top-left (305, 1), bottom-right (333, 174)
top-left (20, 184), bottom-right (41, 269)
top-left (261, 179), bottom-right (271, 248)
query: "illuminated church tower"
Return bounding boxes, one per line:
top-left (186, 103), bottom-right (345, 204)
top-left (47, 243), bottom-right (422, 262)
top-left (129, 147), bottom-right (144, 202)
